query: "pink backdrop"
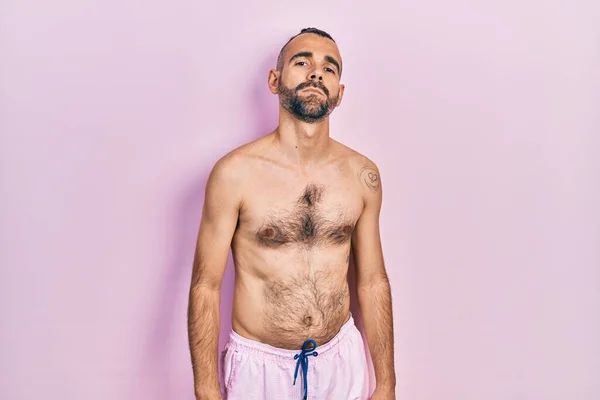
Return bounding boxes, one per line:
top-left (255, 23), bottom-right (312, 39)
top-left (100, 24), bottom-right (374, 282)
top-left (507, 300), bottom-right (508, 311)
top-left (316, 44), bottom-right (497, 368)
top-left (1, 1), bottom-right (599, 399)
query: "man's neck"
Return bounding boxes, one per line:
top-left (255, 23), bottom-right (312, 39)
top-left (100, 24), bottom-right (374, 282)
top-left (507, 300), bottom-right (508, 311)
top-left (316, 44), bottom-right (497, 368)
top-left (274, 111), bottom-right (331, 166)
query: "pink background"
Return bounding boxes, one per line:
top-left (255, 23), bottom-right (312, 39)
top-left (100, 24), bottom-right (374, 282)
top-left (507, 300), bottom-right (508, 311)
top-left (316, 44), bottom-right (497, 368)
top-left (1, 1), bottom-right (599, 399)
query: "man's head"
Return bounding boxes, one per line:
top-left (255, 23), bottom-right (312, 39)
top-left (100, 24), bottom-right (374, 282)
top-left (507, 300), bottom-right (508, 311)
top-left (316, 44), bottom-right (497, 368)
top-left (268, 28), bottom-right (345, 124)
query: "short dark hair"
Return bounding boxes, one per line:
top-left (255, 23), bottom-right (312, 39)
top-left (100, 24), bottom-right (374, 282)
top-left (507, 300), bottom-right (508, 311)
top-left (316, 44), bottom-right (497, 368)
top-left (276, 28), bottom-right (337, 72)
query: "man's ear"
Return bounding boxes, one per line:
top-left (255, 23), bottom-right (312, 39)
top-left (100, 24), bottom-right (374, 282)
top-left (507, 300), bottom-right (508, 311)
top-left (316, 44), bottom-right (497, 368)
top-left (336, 83), bottom-right (345, 107)
top-left (268, 69), bottom-right (280, 94)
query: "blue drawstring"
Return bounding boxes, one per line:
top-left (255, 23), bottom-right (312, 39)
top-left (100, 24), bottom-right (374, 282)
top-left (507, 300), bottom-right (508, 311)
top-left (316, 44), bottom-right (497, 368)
top-left (293, 339), bottom-right (319, 400)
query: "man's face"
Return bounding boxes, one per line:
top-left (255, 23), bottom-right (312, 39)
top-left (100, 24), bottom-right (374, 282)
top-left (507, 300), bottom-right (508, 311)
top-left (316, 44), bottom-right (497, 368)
top-left (276, 34), bottom-right (344, 123)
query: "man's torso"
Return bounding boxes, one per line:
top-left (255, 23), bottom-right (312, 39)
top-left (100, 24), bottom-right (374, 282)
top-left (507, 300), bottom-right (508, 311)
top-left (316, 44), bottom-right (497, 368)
top-left (228, 134), bottom-right (368, 349)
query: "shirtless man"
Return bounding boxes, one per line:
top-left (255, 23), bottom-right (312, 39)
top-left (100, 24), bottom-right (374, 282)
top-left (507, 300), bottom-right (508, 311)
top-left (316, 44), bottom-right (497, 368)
top-left (188, 28), bottom-right (396, 400)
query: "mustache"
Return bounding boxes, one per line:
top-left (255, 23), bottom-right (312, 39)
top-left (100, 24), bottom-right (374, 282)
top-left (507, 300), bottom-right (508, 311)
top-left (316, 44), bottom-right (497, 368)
top-left (295, 81), bottom-right (329, 97)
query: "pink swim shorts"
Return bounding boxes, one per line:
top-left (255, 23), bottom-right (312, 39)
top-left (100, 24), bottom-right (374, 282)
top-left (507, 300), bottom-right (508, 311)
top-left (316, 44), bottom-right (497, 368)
top-left (220, 313), bottom-right (372, 400)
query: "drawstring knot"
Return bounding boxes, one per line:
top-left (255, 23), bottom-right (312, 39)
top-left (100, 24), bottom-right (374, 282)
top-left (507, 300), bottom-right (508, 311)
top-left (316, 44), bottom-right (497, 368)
top-left (293, 339), bottom-right (319, 400)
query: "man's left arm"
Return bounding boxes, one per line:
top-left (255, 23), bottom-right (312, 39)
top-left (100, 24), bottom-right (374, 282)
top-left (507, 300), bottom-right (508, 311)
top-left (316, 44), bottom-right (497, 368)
top-left (351, 162), bottom-right (396, 398)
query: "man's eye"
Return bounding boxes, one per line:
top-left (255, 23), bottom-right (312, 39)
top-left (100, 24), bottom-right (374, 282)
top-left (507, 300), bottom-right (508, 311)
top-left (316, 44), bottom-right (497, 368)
top-left (325, 68), bottom-right (336, 74)
top-left (295, 61), bottom-right (307, 66)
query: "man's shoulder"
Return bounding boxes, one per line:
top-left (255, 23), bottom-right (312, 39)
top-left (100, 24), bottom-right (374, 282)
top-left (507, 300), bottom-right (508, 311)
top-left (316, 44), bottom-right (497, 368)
top-left (210, 136), bottom-right (269, 182)
top-left (331, 139), bottom-right (381, 196)
top-left (331, 139), bottom-right (379, 172)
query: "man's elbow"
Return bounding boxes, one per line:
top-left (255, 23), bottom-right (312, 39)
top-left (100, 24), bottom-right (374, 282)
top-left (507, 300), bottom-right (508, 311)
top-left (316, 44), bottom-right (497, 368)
top-left (189, 274), bottom-right (223, 294)
top-left (357, 269), bottom-right (390, 292)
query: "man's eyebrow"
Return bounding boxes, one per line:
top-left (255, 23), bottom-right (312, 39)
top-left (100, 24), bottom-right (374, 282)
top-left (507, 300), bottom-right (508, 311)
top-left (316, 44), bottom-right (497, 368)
top-left (289, 51), bottom-right (313, 63)
top-left (325, 55), bottom-right (341, 73)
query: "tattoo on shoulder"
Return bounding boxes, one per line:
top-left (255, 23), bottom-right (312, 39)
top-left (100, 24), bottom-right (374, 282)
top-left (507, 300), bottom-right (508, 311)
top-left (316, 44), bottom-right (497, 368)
top-left (357, 166), bottom-right (380, 192)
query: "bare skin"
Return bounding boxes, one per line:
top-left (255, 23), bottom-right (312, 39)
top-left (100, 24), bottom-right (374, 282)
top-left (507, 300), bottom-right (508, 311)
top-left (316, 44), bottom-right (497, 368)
top-left (188, 32), bottom-right (396, 400)
top-left (230, 135), bottom-right (364, 348)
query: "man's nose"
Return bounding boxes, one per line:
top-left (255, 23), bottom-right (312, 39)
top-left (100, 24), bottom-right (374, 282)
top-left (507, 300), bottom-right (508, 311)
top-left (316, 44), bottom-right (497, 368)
top-left (309, 71), bottom-right (324, 81)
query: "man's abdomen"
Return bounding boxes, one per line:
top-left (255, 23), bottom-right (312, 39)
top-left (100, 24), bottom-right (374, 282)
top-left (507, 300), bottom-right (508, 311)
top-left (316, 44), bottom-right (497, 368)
top-left (231, 249), bottom-right (351, 350)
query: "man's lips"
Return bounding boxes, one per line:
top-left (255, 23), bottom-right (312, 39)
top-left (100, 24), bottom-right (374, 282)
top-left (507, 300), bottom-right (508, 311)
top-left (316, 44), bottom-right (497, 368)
top-left (301, 87), bottom-right (325, 95)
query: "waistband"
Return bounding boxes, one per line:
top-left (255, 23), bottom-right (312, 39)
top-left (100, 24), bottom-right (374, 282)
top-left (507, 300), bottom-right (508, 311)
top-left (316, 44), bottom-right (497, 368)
top-left (229, 312), bottom-right (355, 361)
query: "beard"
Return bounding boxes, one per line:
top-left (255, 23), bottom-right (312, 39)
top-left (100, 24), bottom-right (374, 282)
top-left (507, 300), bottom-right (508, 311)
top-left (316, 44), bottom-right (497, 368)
top-left (278, 80), bottom-right (339, 124)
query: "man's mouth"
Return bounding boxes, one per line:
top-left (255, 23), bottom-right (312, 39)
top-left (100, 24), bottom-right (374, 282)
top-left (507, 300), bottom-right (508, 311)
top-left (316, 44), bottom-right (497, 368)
top-left (301, 87), bottom-right (324, 95)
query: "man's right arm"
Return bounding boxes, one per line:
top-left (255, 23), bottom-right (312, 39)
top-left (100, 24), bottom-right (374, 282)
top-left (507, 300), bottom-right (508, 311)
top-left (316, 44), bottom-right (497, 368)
top-left (187, 156), bottom-right (242, 400)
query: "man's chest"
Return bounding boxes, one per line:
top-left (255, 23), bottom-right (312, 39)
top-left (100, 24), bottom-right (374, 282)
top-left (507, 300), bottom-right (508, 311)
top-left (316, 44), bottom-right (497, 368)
top-left (237, 178), bottom-right (363, 248)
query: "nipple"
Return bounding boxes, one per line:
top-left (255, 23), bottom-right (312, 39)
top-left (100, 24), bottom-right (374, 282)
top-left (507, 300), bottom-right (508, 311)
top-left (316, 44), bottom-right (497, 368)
top-left (261, 228), bottom-right (275, 237)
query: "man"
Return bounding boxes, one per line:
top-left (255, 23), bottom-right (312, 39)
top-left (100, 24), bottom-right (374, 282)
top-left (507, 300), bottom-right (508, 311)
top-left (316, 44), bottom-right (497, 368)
top-left (187, 28), bottom-right (396, 400)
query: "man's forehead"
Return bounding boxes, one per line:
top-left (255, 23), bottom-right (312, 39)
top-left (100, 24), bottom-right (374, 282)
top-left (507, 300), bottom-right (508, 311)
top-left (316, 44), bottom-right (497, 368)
top-left (284, 33), bottom-right (342, 62)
